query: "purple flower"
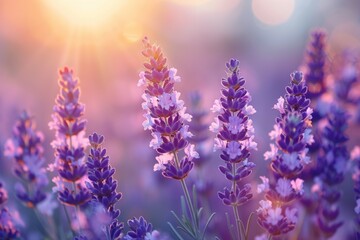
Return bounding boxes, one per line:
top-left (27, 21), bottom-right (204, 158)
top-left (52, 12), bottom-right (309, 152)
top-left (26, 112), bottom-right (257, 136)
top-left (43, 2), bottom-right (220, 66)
top-left (138, 37), bottom-right (197, 180)
top-left (87, 133), bottom-right (123, 240)
top-left (210, 59), bottom-right (257, 207)
top-left (188, 92), bottom-right (213, 197)
top-left (314, 106), bottom-right (349, 237)
top-left (49, 67), bottom-right (90, 207)
top-left (0, 182), bottom-right (20, 239)
top-left (304, 30), bottom-right (327, 100)
top-left (352, 146), bottom-right (360, 237)
top-left (125, 216), bottom-right (158, 240)
top-left (258, 71), bottom-right (312, 236)
top-left (334, 51), bottom-right (359, 104)
top-left (4, 111), bottom-right (48, 208)
top-left (210, 59), bottom-right (256, 239)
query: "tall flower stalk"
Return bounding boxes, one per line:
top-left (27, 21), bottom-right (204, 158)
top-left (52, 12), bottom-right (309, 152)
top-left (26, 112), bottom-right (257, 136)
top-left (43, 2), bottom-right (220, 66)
top-left (352, 146), bottom-right (360, 238)
top-left (138, 37), bottom-right (207, 239)
top-left (49, 67), bottom-right (91, 235)
top-left (188, 92), bottom-right (213, 203)
top-left (210, 59), bottom-right (257, 240)
top-left (304, 30), bottom-right (327, 102)
top-left (257, 71), bottom-right (313, 238)
top-left (4, 111), bottom-right (48, 208)
top-left (87, 133), bottom-right (123, 239)
top-left (314, 106), bottom-right (349, 238)
top-left (4, 111), bottom-right (56, 238)
top-left (0, 182), bottom-right (20, 239)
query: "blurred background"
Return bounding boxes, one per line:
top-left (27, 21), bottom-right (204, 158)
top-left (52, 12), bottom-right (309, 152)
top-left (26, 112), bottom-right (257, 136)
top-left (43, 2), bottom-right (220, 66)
top-left (0, 0), bottom-right (359, 239)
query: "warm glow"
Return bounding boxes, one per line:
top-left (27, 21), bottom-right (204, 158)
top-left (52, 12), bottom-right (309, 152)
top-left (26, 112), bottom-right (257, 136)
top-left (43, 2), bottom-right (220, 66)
top-left (170, 0), bottom-right (211, 6)
top-left (252, 0), bottom-right (295, 26)
top-left (43, 0), bottom-right (123, 31)
top-left (122, 21), bottom-right (143, 43)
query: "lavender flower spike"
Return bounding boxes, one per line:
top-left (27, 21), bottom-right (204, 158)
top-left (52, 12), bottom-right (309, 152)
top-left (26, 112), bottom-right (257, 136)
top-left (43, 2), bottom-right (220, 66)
top-left (258, 71), bottom-right (313, 237)
top-left (138, 37), bottom-right (197, 180)
top-left (4, 111), bottom-right (48, 208)
top-left (314, 106), bottom-right (349, 238)
top-left (138, 37), bottom-right (204, 239)
top-left (49, 67), bottom-right (90, 207)
top-left (87, 133), bottom-right (124, 239)
top-left (352, 146), bottom-right (360, 237)
top-left (304, 30), bottom-right (327, 100)
top-left (210, 58), bottom-right (257, 239)
top-left (0, 182), bottom-right (20, 239)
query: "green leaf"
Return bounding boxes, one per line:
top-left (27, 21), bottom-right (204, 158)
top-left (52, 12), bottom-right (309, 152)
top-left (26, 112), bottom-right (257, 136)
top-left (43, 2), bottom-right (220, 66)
top-left (201, 212), bottom-right (216, 240)
top-left (225, 212), bottom-right (236, 240)
top-left (168, 222), bottom-right (185, 240)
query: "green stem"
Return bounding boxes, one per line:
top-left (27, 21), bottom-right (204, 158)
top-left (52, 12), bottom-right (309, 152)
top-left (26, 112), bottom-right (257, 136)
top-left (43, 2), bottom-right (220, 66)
top-left (173, 152), bottom-right (199, 238)
top-left (245, 212), bottom-right (255, 240)
top-left (232, 206), bottom-right (243, 240)
top-left (34, 208), bottom-right (55, 240)
top-left (231, 162), bottom-right (243, 240)
top-left (63, 205), bottom-right (76, 237)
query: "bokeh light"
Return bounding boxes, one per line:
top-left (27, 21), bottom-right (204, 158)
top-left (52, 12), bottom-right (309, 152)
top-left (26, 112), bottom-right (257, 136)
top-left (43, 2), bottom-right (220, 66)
top-left (252, 0), bottom-right (295, 25)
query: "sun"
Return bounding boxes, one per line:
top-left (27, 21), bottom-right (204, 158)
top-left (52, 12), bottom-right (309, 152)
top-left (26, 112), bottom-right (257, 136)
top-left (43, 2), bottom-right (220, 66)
top-left (43, 0), bottom-right (123, 31)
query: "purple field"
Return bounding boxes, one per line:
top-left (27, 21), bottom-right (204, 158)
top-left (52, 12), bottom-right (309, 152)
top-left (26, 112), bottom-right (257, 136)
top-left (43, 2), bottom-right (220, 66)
top-left (0, 1), bottom-right (360, 240)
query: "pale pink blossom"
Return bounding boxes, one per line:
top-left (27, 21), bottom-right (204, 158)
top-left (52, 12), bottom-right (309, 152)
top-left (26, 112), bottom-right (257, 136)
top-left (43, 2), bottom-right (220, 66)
top-left (257, 200), bottom-right (272, 213)
top-left (149, 132), bottom-right (163, 149)
top-left (185, 144), bottom-right (199, 159)
top-left (282, 152), bottom-right (300, 170)
top-left (290, 178), bottom-right (304, 195)
top-left (269, 124), bottom-right (282, 140)
top-left (266, 207), bottom-right (283, 225)
top-left (264, 144), bottom-right (278, 161)
top-left (210, 99), bottom-right (222, 113)
top-left (257, 176), bottom-right (270, 193)
top-left (276, 178), bottom-right (293, 198)
top-left (274, 97), bottom-right (285, 114)
top-left (137, 71), bottom-right (146, 86)
top-left (285, 207), bottom-right (298, 223)
top-left (154, 153), bottom-right (173, 171)
top-left (209, 118), bottom-right (220, 133)
top-left (169, 68), bottom-right (181, 82)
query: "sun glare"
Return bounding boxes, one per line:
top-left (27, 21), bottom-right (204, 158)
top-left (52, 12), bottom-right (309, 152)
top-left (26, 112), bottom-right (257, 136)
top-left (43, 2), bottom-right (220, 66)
top-left (43, 0), bottom-right (123, 31)
top-left (252, 0), bottom-right (295, 26)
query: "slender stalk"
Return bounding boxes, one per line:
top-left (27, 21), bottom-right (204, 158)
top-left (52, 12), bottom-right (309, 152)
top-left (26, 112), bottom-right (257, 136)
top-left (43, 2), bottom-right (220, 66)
top-left (73, 181), bottom-right (82, 235)
top-left (24, 181), bottom-right (55, 239)
top-left (174, 152), bottom-right (199, 239)
top-left (245, 212), bottom-right (255, 240)
top-left (63, 204), bottom-right (76, 237)
top-left (34, 208), bottom-right (56, 240)
top-left (231, 162), bottom-right (243, 240)
top-left (232, 206), bottom-right (241, 240)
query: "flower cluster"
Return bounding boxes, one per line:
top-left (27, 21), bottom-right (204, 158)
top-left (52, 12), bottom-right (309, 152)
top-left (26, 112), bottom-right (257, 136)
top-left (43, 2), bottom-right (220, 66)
top-left (4, 111), bottom-right (48, 208)
top-left (124, 216), bottom-right (159, 240)
top-left (138, 37), bottom-right (197, 180)
top-left (352, 146), bottom-right (360, 237)
top-left (188, 92), bottom-right (213, 197)
top-left (49, 67), bottom-right (90, 206)
top-left (314, 106), bottom-right (349, 237)
top-left (304, 30), bottom-right (327, 101)
top-left (258, 71), bottom-right (313, 236)
top-left (0, 182), bottom-right (20, 239)
top-left (210, 59), bottom-right (257, 207)
top-left (87, 133), bottom-right (124, 239)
